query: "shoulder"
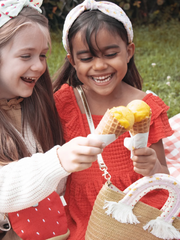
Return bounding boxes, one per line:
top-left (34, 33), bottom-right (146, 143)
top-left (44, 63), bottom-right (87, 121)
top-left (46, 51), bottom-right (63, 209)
top-left (53, 84), bottom-right (81, 125)
top-left (122, 83), bottom-right (146, 103)
top-left (54, 84), bottom-right (74, 117)
top-left (143, 93), bottom-right (170, 115)
top-left (54, 84), bottom-right (74, 111)
top-left (54, 84), bottom-right (71, 102)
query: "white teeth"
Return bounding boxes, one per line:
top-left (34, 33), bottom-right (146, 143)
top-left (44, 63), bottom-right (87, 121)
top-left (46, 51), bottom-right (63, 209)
top-left (92, 74), bottom-right (112, 83)
top-left (24, 77), bottom-right (36, 80)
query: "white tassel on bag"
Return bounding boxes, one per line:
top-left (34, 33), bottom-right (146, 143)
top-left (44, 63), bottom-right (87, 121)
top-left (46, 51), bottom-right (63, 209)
top-left (143, 218), bottom-right (180, 240)
top-left (103, 200), bottom-right (139, 224)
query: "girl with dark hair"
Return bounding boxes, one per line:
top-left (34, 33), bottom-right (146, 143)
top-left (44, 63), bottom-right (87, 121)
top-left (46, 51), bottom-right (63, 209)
top-left (0, 1), bottom-right (104, 239)
top-left (53, 1), bottom-right (173, 239)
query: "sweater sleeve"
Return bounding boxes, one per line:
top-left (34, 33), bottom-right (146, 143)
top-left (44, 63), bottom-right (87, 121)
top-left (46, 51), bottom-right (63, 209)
top-left (0, 146), bottom-right (70, 213)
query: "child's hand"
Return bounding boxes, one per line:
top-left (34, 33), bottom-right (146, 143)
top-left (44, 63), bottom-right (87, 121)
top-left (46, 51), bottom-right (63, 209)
top-left (57, 137), bottom-right (104, 173)
top-left (132, 147), bottom-right (163, 176)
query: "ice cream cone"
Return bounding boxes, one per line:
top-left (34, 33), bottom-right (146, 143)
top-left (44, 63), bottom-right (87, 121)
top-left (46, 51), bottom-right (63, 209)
top-left (94, 110), bottom-right (128, 138)
top-left (130, 113), bottom-right (151, 136)
top-left (127, 100), bottom-right (152, 136)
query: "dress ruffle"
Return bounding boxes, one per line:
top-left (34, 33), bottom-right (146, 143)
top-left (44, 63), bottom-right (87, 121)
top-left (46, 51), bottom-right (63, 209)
top-left (143, 94), bottom-right (173, 145)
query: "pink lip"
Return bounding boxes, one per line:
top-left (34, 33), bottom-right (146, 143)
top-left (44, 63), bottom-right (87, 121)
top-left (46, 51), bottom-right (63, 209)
top-left (23, 81), bottom-right (36, 88)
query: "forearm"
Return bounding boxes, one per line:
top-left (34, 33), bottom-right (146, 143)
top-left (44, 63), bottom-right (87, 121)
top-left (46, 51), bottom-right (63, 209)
top-left (150, 140), bottom-right (170, 175)
top-left (0, 146), bottom-right (69, 213)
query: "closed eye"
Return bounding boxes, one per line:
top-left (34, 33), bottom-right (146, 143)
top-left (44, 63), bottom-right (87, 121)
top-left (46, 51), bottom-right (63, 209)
top-left (105, 52), bottom-right (118, 57)
top-left (21, 55), bottom-right (30, 59)
top-left (80, 57), bottom-right (93, 62)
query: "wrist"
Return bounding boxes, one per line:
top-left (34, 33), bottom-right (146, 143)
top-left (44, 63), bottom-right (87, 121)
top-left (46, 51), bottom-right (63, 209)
top-left (56, 147), bottom-right (70, 173)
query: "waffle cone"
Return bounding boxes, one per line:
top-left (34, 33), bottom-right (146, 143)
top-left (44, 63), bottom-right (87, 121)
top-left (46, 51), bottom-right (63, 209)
top-left (130, 113), bottom-right (151, 136)
top-left (94, 110), bottom-right (127, 138)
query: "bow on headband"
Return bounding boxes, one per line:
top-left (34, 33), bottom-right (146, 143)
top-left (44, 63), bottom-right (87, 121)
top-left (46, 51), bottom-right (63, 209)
top-left (62, 0), bottom-right (133, 53)
top-left (0, 0), bottom-right (42, 27)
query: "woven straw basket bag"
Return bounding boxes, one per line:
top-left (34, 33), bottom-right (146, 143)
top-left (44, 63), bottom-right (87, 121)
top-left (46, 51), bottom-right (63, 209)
top-left (85, 176), bottom-right (180, 240)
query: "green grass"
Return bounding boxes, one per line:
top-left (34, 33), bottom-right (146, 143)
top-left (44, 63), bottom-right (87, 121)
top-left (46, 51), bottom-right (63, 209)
top-left (134, 20), bottom-right (180, 118)
top-left (48, 21), bottom-right (180, 118)
top-left (47, 31), bottom-right (66, 78)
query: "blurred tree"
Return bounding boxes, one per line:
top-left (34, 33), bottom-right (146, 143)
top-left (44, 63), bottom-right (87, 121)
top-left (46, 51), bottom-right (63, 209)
top-left (41, 0), bottom-right (180, 30)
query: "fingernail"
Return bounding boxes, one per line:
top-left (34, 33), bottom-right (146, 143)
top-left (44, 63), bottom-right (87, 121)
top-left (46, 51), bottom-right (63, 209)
top-left (102, 143), bottom-right (106, 148)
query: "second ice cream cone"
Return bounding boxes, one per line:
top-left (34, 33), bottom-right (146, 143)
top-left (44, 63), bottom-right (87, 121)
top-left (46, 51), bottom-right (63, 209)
top-left (127, 100), bottom-right (152, 136)
top-left (130, 113), bottom-right (151, 136)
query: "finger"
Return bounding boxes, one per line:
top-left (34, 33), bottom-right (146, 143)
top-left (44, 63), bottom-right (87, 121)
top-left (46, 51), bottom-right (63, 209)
top-left (133, 147), bottom-right (152, 156)
top-left (133, 166), bottom-right (150, 176)
top-left (74, 144), bottom-right (103, 156)
top-left (133, 161), bottom-right (149, 169)
top-left (75, 154), bottom-right (98, 164)
top-left (132, 155), bottom-right (146, 163)
top-left (75, 136), bottom-right (105, 149)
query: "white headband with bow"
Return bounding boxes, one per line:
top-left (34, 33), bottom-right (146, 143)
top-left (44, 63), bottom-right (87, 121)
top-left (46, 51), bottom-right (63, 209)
top-left (0, 0), bottom-right (42, 27)
top-left (62, 0), bottom-right (133, 53)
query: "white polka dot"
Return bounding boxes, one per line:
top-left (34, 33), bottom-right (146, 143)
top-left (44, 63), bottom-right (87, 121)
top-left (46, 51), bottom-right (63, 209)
top-left (56, 221), bottom-right (59, 225)
top-left (33, 203), bottom-right (38, 207)
top-left (36, 232), bottom-right (40, 235)
top-left (48, 207), bottom-right (51, 211)
top-left (35, 208), bottom-right (38, 211)
top-left (42, 219), bottom-right (45, 222)
top-left (21, 230), bottom-right (24, 233)
top-left (58, 211), bottom-right (60, 214)
top-left (53, 232), bottom-right (55, 235)
top-left (27, 219), bottom-right (30, 222)
top-left (17, 213), bottom-right (19, 217)
top-left (47, 198), bottom-right (50, 201)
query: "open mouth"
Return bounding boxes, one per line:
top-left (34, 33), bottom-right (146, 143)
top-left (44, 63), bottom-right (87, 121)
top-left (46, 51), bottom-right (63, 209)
top-left (21, 77), bottom-right (36, 83)
top-left (92, 74), bottom-right (113, 83)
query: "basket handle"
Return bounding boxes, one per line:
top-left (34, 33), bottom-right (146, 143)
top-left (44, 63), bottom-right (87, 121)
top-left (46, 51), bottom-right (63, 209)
top-left (123, 173), bottom-right (180, 223)
top-left (104, 173), bottom-right (180, 239)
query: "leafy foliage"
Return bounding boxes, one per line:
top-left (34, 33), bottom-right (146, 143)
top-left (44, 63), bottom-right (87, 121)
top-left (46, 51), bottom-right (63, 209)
top-left (41, 0), bottom-right (83, 30)
top-left (42, 0), bottom-right (180, 30)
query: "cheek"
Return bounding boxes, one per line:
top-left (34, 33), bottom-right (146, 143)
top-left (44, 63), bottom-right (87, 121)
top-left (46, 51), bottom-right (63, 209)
top-left (42, 62), bottom-right (47, 73)
top-left (75, 64), bottom-right (85, 75)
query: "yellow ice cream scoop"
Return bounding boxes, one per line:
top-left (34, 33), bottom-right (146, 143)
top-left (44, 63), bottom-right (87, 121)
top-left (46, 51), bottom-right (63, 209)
top-left (127, 100), bottom-right (151, 123)
top-left (110, 106), bottom-right (135, 130)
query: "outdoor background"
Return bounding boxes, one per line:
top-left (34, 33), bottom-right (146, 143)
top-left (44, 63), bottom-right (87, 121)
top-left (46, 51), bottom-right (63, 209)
top-left (43, 0), bottom-right (180, 118)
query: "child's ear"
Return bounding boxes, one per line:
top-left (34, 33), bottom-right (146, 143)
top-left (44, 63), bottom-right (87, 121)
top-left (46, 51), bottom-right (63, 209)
top-left (67, 54), bottom-right (74, 66)
top-left (127, 42), bottom-right (135, 63)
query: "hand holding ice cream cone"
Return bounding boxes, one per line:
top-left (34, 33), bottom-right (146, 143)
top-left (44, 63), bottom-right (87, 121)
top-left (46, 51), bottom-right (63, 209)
top-left (88, 100), bottom-right (151, 148)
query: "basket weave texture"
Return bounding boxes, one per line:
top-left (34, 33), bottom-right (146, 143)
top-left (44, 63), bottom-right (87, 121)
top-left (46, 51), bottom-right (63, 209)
top-left (85, 182), bottom-right (180, 240)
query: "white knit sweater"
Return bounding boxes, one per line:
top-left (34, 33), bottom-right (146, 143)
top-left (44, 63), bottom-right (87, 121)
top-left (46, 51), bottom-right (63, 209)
top-left (0, 99), bottom-right (69, 232)
top-left (0, 146), bottom-right (69, 213)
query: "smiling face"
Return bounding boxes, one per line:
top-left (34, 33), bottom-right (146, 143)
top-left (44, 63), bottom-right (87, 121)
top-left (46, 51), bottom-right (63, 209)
top-left (0, 23), bottom-right (49, 99)
top-left (68, 27), bottom-right (134, 97)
